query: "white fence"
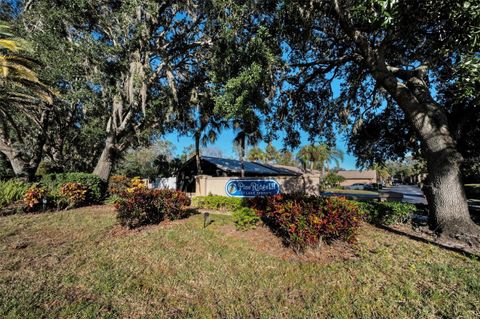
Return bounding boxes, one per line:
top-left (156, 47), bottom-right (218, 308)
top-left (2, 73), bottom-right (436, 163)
top-left (147, 177), bottom-right (177, 190)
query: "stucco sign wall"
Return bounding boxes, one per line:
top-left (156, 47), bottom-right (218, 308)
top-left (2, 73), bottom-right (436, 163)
top-left (225, 179), bottom-right (281, 197)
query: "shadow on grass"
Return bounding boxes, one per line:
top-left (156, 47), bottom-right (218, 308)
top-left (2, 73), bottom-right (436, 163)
top-left (375, 224), bottom-right (480, 259)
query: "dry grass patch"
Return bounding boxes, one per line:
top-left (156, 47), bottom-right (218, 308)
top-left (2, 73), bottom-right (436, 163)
top-left (219, 223), bottom-right (359, 263)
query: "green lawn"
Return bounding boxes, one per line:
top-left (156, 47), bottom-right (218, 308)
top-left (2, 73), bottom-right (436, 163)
top-left (1, 206), bottom-right (479, 318)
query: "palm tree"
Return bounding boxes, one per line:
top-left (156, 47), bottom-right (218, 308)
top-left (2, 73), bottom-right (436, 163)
top-left (319, 145), bottom-right (344, 175)
top-left (297, 144), bottom-right (343, 173)
top-left (247, 145), bottom-right (266, 162)
top-left (297, 145), bottom-right (319, 171)
top-left (297, 144), bottom-right (344, 192)
top-left (0, 23), bottom-right (53, 179)
top-left (233, 112), bottom-right (262, 177)
top-left (265, 143), bottom-right (279, 164)
top-left (192, 98), bottom-right (228, 175)
top-left (0, 24), bottom-right (52, 104)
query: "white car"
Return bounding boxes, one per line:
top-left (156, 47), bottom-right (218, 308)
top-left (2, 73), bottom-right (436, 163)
top-left (346, 183), bottom-right (366, 190)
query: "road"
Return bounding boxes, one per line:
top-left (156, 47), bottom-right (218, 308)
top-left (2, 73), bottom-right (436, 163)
top-left (381, 185), bottom-right (427, 205)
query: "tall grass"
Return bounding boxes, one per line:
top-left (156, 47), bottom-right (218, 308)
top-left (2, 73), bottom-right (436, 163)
top-left (0, 179), bottom-right (29, 207)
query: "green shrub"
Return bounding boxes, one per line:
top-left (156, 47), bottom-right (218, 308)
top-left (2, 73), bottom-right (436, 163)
top-left (191, 195), bottom-right (244, 211)
top-left (357, 201), bottom-right (416, 225)
top-left (0, 179), bottom-right (30, 207)
top-left (115, 189), bottom-right (190, 228)
top-left (323, 172), bottom-right (346, 188)
top-left (40, 173), bottom-right (104, 204)
top-left (232, 207), bottom-right (259, 231)
top-left (250, 194), bottom-right (363, 250)
top-left (104, 194), bottom-right (122, 205)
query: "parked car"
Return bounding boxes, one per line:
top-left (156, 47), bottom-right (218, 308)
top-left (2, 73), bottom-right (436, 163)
top-left (346, 183), bottom-right (366, 190)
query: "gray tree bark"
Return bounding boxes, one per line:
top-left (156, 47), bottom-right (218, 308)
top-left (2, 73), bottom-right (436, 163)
top-left (93, 135), bottom-right (116, 182)
top-left (0, 109), bottom-right (49, 181)
top-left (0, 140), bottom-right (30, 178)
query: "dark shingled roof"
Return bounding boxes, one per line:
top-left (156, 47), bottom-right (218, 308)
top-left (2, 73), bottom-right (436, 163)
top-left (201, 156), bottom-right (300, 176)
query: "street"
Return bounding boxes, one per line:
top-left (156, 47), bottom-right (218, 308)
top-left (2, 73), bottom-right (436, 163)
top-left (382, 184), bottom-right (427, 205)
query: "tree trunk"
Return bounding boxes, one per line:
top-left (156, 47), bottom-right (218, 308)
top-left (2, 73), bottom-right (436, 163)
top-left (373, 69), bottom-right (479, 240)
top-left (330, 3), bottom-right (478, 241)
top-left (4, 152), bottom-right (29, 178)
top-left (0, 110), bottom-right (49, 181)
top-left (423, 147), bottom-right (478, 239)
top-left (319, 162), bottom-right (326, 194)
top-left (93, 135), bottom-right (116, 182)
top-left (240, 136), bottom-right (245, 178)
top-left (195, 132), bottom-right (202, 175)
top-left (0, 139), bottom-right (31, 180)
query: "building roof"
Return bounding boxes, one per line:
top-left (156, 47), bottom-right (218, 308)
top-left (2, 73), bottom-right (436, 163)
top-left (200, 156), bottom-right (301, 176)
top-left (269, 164), bottom-right (321, 175)
top-left (337, 170), bottom-right (377, 180)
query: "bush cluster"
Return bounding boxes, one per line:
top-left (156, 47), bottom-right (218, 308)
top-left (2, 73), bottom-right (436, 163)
top-left (191, 195), bottom-right (244, 212)
top-left (232, 207), bottom-right (259, 231)
top-left (0, 179), bottom-right (30, 208)
top-left (249, 194), bottom-right (363, 250)
top-left (2, 173), bottom-right (106, 213)
top-left (357, 201), bottom-right (416, 225)
top-left (41, 173), bottom-right (104, 203)
top-left (115, 188), bottom-right (191, 228)
top-left (107, 175), bottom-right (131, 195)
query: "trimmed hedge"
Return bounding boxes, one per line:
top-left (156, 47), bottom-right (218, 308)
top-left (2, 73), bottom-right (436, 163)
top-left (191, 195), bottom-right (244, 212)
top-left (356, 201), bottom-right (416, 225)
top-left (250, 194), bottom-right (363, 250)
top-left (40, 173), bottom-right (104, 203)
top-left (115, 189), bottom-right (191, 228)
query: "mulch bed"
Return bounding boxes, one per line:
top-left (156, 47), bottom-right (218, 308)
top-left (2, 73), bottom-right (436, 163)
top-left (218, 223), bottom-right (359, 264)
top-left (0, 202), bottom-right (26, 217)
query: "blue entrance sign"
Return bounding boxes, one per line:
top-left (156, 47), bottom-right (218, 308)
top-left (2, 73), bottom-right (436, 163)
top-left (225, 179), bottom-right (281, 197)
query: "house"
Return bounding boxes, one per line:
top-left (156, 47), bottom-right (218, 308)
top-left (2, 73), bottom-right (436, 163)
top-left (337, 170), bottom-right (377, 186)
top-left (176, 156), bottom-right (300, 193)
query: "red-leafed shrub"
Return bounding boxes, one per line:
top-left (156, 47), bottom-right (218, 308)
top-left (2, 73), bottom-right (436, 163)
top-left (157, 189), bottom-right (191, 220)
top-left (23, 184), bottom-right (50, 212)
top-left (114, 189), bottom-right (191, 228)
top-left (60, 182), bottom-right (88, 208)
top-left (249, 194), bottom-right (363, 250)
